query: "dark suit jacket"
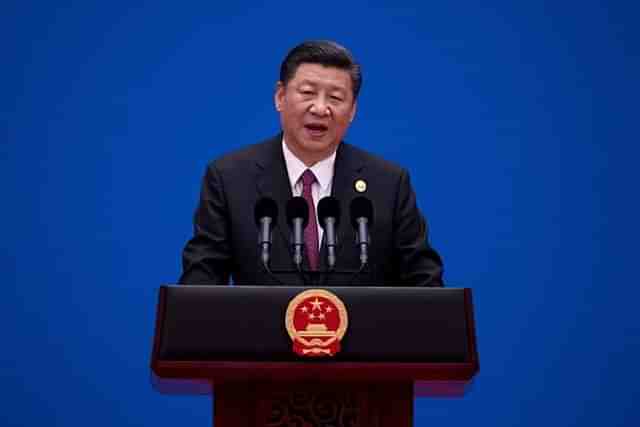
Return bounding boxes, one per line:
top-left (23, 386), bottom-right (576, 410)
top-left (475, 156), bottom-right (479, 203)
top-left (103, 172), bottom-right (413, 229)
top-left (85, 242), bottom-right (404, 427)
top-left (179, 135), bottom-right (443, 286)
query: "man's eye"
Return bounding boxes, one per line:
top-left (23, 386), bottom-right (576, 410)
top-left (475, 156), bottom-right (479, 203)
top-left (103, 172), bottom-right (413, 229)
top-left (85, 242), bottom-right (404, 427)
top-left (330, 96), bottom-right (343, 102)
top-left (301, 90), bottom-right (314, 95)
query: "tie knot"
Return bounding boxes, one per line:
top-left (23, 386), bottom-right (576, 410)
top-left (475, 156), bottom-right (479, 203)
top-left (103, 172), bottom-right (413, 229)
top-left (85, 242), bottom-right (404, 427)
top-left (301, 169), bottom-right (317, 187)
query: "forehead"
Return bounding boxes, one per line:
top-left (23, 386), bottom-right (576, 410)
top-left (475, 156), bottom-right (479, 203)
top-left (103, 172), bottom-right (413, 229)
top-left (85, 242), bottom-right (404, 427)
top-left (288, 63), bottom-right (353, 93)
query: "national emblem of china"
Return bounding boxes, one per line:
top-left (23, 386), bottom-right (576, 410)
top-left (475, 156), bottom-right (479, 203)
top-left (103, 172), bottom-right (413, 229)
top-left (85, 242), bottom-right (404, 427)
top-left (285, 289), bottom-right (348, 357)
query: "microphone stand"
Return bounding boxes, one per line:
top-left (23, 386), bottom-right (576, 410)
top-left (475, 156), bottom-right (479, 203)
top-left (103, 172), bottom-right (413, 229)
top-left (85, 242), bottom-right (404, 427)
top-left (321, 264), bottom-right (334, 287)
top-left (347, 262), bottom-right (367, 285)
top-left (294, 261), bottom-right (310, 286)
top-left (261, 260), bottom-right (287, 286)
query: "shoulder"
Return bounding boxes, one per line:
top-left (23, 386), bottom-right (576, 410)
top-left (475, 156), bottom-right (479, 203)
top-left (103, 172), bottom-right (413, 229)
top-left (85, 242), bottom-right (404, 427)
top-left (206, 135), bottom-right (280, 174)
top-left (340, 141), bottom-right (407, 177)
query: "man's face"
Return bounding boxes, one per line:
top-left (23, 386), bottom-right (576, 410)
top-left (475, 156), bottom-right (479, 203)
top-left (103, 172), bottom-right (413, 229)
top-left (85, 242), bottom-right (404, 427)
top-left (275, 63), bottom-right (357, 166)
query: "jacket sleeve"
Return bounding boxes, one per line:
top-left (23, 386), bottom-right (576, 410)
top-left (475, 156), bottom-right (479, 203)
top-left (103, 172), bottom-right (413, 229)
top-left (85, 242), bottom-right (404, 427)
top-left (392, 168), bottom-right (444, 287)
top-left (178, 162), bottom-right (232, 285)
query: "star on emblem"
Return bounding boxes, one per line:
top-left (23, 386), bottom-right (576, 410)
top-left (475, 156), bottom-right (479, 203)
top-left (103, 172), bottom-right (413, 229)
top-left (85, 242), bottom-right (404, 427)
top-left (310, 298), bottom-right (323, 311)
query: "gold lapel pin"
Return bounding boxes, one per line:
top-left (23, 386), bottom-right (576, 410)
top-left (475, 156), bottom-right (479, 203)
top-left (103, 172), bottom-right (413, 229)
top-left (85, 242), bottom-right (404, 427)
top-left (354, 179), bottom-right (367, 193)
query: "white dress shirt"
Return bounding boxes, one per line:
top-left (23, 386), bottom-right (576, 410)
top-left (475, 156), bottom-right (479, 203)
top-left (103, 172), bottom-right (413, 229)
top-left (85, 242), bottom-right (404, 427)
top-left (282, 139), bottom-right (335, 249)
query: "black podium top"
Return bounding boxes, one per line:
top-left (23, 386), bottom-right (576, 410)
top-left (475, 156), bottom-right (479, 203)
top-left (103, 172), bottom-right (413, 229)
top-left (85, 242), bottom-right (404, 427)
top-left (155, 285), bottom-right (474, 363)
top-left (151, 285), bottom-right (479, 396)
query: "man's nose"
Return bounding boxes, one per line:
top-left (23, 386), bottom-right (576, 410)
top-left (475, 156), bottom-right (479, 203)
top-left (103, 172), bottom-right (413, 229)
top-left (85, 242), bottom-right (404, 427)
top-left (309, 97), bottom-right (331, 116)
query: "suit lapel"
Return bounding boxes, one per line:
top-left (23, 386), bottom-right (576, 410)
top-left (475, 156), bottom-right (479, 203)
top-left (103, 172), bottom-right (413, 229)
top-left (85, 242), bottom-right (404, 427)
top-left (324, 142), bottom-right (365, 271)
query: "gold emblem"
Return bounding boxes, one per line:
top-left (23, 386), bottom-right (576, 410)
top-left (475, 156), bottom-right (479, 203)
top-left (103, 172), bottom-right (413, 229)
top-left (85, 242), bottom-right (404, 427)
top-left (285, 289), bottom-right (348, 357)
top-left (354, 179), bottom-right (367, 193)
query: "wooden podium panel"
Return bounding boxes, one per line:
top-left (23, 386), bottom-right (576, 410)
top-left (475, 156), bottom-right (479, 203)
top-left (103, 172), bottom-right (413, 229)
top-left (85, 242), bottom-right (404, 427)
top-left (214, 381), bottom-right (412, 427)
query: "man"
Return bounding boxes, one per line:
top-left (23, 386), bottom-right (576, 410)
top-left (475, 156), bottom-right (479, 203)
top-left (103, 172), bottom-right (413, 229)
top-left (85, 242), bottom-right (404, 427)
top-left (179, 40), bottom-right (443, 287)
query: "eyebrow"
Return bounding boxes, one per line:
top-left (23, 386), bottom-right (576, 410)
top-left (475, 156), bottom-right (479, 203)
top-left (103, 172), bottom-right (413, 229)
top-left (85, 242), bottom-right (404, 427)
top-left (297, 80), bottom-right (348, 92)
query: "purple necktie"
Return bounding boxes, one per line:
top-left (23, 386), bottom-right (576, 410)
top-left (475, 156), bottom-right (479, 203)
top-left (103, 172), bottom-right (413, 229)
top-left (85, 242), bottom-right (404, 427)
top-left (301, 169), bottom-right (319, 270)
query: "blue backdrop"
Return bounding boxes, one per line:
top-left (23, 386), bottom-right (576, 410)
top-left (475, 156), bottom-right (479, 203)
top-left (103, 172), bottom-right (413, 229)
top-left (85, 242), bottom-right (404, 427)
top-left (3, 1), bottom-right (639, 426)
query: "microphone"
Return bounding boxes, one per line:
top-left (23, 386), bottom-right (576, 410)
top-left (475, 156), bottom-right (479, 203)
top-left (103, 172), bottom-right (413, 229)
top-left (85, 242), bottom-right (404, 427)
top-left (286, 197), bottom-right (309, 268)
top-left (318, 196), bottom-right (341, 270)
top-left (254, 197), bottom-right (278, 266)
top-left (350, 196), bottom-right (374, 267)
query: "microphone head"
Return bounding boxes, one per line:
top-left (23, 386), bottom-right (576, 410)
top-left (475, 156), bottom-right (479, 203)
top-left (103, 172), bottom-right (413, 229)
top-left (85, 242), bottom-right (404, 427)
top-left (286, 197), bottom-right (309, 229)
top-left (254, 197), bottom-right (278, 228)
top-left (317, 196), bottom-right (341, 230)
top-left (350, 196), bottom-right (374, 228)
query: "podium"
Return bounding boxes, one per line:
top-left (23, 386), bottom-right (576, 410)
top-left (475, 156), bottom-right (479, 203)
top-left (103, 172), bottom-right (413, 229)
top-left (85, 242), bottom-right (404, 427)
top-left (150, 285), bottom-right (479, 426)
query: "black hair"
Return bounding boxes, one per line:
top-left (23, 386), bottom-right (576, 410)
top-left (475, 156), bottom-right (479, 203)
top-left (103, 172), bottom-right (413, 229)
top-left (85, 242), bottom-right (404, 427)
top-left (279, 40), bottom-right (362, 99)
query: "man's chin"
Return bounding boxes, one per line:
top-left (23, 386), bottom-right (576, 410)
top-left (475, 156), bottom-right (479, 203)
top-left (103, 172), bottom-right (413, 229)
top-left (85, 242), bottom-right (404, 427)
top-left (303, 139), bottom-right (337, 154)
top-left (293, 140), bottom-right (337, 163)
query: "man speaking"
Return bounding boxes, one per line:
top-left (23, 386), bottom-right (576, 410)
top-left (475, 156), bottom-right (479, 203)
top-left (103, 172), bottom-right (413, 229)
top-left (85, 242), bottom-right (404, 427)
top-left (179, 40), bottom-right (443, 287)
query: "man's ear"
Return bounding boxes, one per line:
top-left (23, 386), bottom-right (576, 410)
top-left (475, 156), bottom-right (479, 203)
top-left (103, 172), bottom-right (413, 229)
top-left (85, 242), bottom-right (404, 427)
top-left (349, 100), bottom-right (358, 122)
top-left (274, 81), bottom-right (285, 112)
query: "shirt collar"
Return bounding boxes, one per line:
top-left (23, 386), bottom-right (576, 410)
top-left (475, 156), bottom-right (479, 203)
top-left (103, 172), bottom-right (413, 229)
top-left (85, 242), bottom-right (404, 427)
top-left (282, 138), bottom-right (336, 191)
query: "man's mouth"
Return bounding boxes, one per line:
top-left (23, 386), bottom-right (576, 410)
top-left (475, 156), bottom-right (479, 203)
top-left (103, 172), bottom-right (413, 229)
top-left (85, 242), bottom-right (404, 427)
top-left (304, 123), bottom-right (329, 137)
